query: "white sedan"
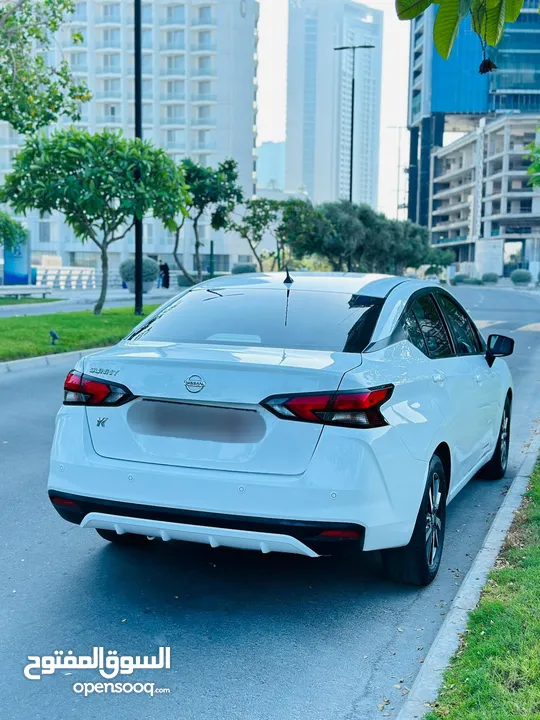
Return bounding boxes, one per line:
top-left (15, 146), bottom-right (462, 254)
top-left (48, 273), bottom-right (514, 585)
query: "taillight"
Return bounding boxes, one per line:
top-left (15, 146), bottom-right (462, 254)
top-left (261, 386), bottom-right (393, 429)
top-left (63, 371), bottom-right (134, 407)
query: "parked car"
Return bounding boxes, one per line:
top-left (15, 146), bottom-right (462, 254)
top-left (425, 274), bottom-right (440, 283)
top-left (48, 272), bottom-right (514, 586)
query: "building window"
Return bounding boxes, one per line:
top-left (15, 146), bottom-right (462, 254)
top-left (142, 4), bottom-right (152, 23)
top-left (167, 5), bottom-right (185, 23)
top-left (238, 255), bottom-right (252, 264)
top-left (103, 3), bottom-right (120, 20)
top-left (39, 222), bottom-right (51, 244)
top-left (196, 254), bottom-right (230, 272)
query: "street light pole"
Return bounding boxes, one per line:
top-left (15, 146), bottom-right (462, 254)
top-left (334, 44), bottom-right (375, 204)
top-left (134, 0), bottom-right (143, 316)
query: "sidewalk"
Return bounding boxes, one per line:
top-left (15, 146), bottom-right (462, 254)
top-left (0, 287), bottom-right (178, 318)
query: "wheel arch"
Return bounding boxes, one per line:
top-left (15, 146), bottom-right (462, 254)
top-left (433, 442), bottom-right (451, 497)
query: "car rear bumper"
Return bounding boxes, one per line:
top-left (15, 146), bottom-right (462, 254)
top-left (49, 492), bottom-right (365, 557)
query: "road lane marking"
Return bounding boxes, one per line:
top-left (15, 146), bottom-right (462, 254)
top-left (474, 320), bottom-right (505, 330)
top-left (516, 323), bottom-right (540, 332)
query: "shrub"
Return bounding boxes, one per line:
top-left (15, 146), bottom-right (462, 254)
top-left (453, 273), bottom-right (469, 284)
top-left (510, 269), bottom-right (532, 285)
top-left (119, 256), bottom-right (159, 283)
top-left (462, 277), bottom-right (484, 285)
top-left (231, 263), bottom-right (257, 275)
top-left (482, 272), bottom-right (498, 284)
top-left (177, 271), bottom-right (229, 287)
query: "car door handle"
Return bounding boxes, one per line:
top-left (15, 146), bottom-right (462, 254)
top-left (432, 371), bottom-right (446, 385)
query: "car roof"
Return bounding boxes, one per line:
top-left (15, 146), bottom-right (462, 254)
top-left (199, 272), bottom-right (409, 299)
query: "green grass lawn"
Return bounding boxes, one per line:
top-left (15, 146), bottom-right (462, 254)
top-left (426, 462), bottom-right (540, 720)
top-left (0, 305), bottom-right (160, 362)
top-left (0, 297), bottom-right (62, 306)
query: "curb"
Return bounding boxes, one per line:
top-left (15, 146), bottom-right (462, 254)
top-left (0, 347), bottom-right (108, 374)
top-left (397, 430), bottom-right (540, 720)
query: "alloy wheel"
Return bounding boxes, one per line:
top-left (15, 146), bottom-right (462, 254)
top-left (425, 471), bottom-right (443, 568)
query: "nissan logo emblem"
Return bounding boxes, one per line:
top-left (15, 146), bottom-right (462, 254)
top-left (184, 375), bottom-right (206, 393)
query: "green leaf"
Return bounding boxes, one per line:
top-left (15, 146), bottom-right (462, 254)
top-left (485, 0), bottom-right (506, 44)
top-left (434, 0), bottom-right (462, 59)
top-left (504, 0), bottom-right (522, 21)
top-left (396, 0), bottom-right (434, 20)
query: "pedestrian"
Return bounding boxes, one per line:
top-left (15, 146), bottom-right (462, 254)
top-left (157, 262), bottom-right (165, 288)
top-left (162, 262), bottom-right (170, 289)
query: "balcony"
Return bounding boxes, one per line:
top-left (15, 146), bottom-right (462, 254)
top-left (165, 142), bottom-right (186, 150)
top-left (161, 42), bottom-right (186, 52)
top-left (431, 218), bottom-right (470, 232)
top-left (161, 16), bottom-right (185, 26)
top-left (192, 17), bottom-right (217, 26)
top-left (160, 93), bottom-right (186, 101)
top-left (192, 141), bottom-right (217, 151)
top-left (161, 117), bottom-right (186, 126)
top-left (96, 40), bottom-right (121, 50)
top-left (161, 67), bottom-right (186, 76)
top-left (432, 200), bottom-right (471, 216)
top-left (434, 163), bottom-right (475, 182)
top-left (191, 43), bottom-right (217, 53)
top-left (96, 115), bottom-right (122, 125)
top-left (70, 64), bottom-right (88, 74)
top-left (96, 65), bottom-right (121, 75)
top-left (191, 93), bottom-right (217, 102)
top-left (62, 38), bottom-right (87, 49)
top-left (95, 90), bottom-right (122, 99)
top-left (191, 117), bottom-right (216, 126)
top-left (0, 137), bottom-right (23, 146)
top-left (191, 68), bottom-right (216, 78)
top-left (95, 15), bottom-right (121, 25)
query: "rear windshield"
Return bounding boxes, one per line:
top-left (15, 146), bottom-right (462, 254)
top-left (127, 287), bottom-right (384, 353)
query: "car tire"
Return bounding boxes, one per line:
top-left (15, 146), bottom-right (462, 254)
top-left (382, 455), bottom-right (447, 587)
top-left (479, 397), bottom-right (511, 481)
top-left (95, 528), bottom-right (149, 545)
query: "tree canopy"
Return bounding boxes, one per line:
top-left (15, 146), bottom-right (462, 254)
top-left (171, 158), bottom-right (244, 283)
top-left (0, 210), bottom-right (27, 251)
top-left (396, 0), bottom-right (530, 70)
top-left (1, 129), bottom-right (188, 314)
top-left (228, 197), bottom-right (280, 272)
top-left (0, 0), bottom-right (90, 133)
top-left (277, 199), bottom-right (435, 274)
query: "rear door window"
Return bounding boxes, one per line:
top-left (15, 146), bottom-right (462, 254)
top-left (436, 294), bottom-right (481, 355)
top-left (128, 287), bottom-right (384, 354)
top-left (402, 311), bottom-right (428, 355)
top-left (411, 295), bottom-right (454, 359)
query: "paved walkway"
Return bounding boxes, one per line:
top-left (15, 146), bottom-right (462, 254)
top-left (0, 287), bottom-right (178, 318)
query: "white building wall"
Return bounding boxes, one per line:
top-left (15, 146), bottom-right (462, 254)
top-left (285, 0), bottom-right (382, 208)
top-left (0, 0), bottom-right (259, 276)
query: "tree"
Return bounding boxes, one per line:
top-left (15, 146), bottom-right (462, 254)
top-left (0, 1), bottom-right (90, 134)
top-left (276, 199), bottom-right (335, 269)
top-left (527, 140), bottom-right (540, 188)
top-left (1, 129), bottom-right (188, 314)
top-left (386, 220), bottom-right (431, 274)
top-left (171, 158), bottom-right (243, 284)
top-left (0, 210), bottom-right (27, 251)
top-left (396, 0), bottom-right (526, 72)
top-left (228, 197), bottom-right (280, 272)
top-left (318, 201), bottom-right (366, 271)
top-left (425, 247), bottom-right (455, 274)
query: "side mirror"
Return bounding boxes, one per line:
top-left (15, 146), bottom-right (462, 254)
top-left (486, 334), bottom-right (514, 367)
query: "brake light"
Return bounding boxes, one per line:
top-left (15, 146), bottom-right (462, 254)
top-left (63, 371), bottom-right (134, 407)
top-left (261, 386), bottom-right (393, 429)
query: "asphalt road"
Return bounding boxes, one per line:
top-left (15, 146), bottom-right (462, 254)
top-left (1, 286), bottom-right (540, 720)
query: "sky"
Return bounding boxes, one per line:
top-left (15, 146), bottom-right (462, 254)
top-left (256, 0), bottom-right (411, 219)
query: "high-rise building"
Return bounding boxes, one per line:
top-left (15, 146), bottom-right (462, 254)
top-left (0, 0), bottom-right (259, 275)
top-left (429, 116), bottom-right (540, 279)
top-left (257, 141), bottom-right (286, 190)
top-left (285, 0), bottom-right (382, 207)
top-left (407, 1), bottom-right (540, 227)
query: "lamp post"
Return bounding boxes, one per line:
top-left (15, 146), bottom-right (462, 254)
top-left (334, 44), bottom-right (375, 204)
top-left (134, 0), bottom-right (143, 315)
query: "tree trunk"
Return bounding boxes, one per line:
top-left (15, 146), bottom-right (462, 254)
top-left (94, 244), bottom-right (109, 316)
top-left (248, 236), bottom-right (264, 272)
top-left (173, 226), bottom-right (195, 285)
top-left (193, 217), bottom-right (203, 282)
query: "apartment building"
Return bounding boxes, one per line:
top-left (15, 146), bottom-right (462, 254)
top-left (0, 0), bottom-right (259, 275)
top-left (429, 116), bottom-right (540, 279)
